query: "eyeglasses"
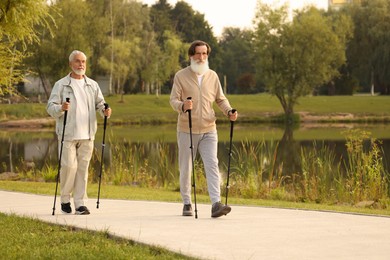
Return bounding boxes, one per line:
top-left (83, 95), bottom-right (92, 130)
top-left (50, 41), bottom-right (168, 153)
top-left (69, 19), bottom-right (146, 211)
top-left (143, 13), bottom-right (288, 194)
top-left (194, 52), bottom-right (208, 56)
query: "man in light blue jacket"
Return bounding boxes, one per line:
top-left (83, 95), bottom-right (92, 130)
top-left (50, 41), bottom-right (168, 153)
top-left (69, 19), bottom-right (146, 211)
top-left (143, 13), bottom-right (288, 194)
top-left (47, 50), bottom-right (111, 215)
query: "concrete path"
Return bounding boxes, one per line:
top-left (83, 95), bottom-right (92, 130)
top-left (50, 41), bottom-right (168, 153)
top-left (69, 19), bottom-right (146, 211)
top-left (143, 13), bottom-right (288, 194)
top-left (1, 190), bottom-right (390, 260)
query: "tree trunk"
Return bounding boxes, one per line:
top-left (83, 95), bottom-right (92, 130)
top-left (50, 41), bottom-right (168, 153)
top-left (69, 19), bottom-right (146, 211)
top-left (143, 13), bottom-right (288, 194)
top-left (370, 70), bottom-right (375, 96)
top-left (109, 0), bottom-right (114, 95)
top-left (285, 102), bottom-right (295, 125)
top-left (276, 93), bottom-right (295, 125)
top-left (37, 68), bottom-right (50, 99)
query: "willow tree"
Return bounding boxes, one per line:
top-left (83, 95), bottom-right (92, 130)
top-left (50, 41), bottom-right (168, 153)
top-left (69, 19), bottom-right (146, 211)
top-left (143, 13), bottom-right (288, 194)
top-left (254, 4), bottom-right (352, 124)
top-left (0, 0), bottom-right (52, 97)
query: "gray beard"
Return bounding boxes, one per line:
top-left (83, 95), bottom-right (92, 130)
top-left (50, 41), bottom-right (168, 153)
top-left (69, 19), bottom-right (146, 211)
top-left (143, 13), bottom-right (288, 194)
top-left (190, 59), bottom-right (209, 75)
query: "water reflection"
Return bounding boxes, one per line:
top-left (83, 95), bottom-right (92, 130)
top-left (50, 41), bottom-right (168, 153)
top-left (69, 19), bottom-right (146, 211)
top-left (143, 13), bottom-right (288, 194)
top-left (1, 124), bottom-right (389, 181)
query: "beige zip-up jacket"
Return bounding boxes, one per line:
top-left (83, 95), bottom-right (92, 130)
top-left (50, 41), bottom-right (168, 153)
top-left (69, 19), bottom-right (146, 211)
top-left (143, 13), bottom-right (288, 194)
top-left (47, 73), bottom-right (106, 141)
top-left (170, 66), bottom-right (232, 134)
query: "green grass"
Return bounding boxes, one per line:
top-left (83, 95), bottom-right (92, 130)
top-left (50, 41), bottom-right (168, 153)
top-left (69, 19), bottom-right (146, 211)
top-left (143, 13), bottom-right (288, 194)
top-left (1, 94), bottom-right (390, 124)
top-left (1, 179), bottom-right (389, 259)
top-left (1, 181), bottom-right (389, 216)
top-left (0, 212), bottom-right (195, 260)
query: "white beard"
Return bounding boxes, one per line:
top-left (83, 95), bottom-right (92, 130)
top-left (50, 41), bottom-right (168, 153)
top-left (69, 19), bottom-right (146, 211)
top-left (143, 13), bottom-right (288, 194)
top-left (190, 58), bottom-right (209, 75)
top-left (72, 68), bottom-right (85, 76)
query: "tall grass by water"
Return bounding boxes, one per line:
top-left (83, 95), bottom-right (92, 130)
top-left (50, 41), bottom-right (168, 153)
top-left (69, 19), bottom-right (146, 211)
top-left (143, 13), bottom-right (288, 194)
top-left (15, 129), bottom-right (390, 210)
top-left (225, 129), bottom-right (389, 208)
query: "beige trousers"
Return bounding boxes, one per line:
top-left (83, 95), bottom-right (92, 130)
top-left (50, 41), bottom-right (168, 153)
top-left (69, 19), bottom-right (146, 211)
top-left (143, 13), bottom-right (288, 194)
top-left (59, 140), bottom-right (94, 208)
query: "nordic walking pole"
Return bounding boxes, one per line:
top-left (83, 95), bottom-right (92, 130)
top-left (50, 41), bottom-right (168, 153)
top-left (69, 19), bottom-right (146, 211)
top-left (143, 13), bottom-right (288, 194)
top-left (97, 103), bottom-right (109, 209)
top-left (52, 97), bottom-right (70, 215)
top-left (187, 97), bottom-right (198, 219)
top-left (225, 109), bottom-right (237, 206)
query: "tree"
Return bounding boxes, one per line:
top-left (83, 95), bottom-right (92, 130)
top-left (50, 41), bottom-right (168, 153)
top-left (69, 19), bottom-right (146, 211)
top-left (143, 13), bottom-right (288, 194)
top-left (0, 0), bottom-right (52, 97)
top-left (100, 0), bottom-right (148, 95)
top-left (345, 0), bottom-right (390, 95)
top-left (162, 31), bottom-right (187, 93)
top-left (99, 38), bottom-right (141, 96)
top-left (254, 4), bottom-right (352, 123)
top-left (27, 0), bottom-right (92, 88)
top-left (150, 0), bottom-right (175, 45)
top-left (219, 27), bottom-right (257, 94)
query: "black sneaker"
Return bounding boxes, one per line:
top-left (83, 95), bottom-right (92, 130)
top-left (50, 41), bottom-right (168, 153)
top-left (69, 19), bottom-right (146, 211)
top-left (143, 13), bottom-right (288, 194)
top-left (182, 204), bottom-right (193, 216)
top-left (61, 202), bottom-right (72, 214)
top-left (211, 202), bottom-right (231, 218)
top-left (75, 206), bottom-right (90, 215)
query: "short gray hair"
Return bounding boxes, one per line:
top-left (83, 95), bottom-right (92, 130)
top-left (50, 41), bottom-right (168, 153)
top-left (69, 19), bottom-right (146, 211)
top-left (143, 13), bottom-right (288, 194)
top-left (69, 50), bottom-right (87, 62)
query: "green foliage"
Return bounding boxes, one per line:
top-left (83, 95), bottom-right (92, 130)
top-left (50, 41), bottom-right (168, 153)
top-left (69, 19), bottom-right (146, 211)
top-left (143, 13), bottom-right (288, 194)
top-left (29, 0), bottom-right (95, 84)
top-left (342, 129), bottom-right (389, 203)
top-left (0, 0), bottom-right (53, 97)
top-left (300, 142), bottom-right (341, 203)
top-left (345, 0), bottom-right (390, 94)
top-left (254, 3), bottom-right (353, 122)
top-left (219, 28), bottom-right (258, 94)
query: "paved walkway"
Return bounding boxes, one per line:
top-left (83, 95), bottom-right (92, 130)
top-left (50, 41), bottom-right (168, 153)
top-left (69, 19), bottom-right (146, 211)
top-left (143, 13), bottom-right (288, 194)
top-left (1, 190), bottom-right (390, 260)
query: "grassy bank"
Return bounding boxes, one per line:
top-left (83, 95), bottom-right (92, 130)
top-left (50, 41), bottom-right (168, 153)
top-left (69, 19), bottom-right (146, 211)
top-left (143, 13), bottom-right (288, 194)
top-left (0, 212), bottom-right (195, 260)
top-left (1, 181), bottom-right (389, 216)
top-left (2, 180), bottom-right (387, 260)
top-left (1, 94), bottom-right (390, 125)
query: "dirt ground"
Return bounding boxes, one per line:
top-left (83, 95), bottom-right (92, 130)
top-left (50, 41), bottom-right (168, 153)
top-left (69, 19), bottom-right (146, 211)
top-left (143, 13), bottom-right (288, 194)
top-left (0, 118), bottom-right (55, 129)
top-left (0, 112), bottom-right (388, 130)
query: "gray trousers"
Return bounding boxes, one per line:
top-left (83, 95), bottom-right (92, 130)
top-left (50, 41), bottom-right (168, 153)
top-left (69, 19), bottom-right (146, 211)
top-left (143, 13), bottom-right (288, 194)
top-left (59, 140), bottom-right (94, 208)
top-left (178, 131), bottom-right (221, 205)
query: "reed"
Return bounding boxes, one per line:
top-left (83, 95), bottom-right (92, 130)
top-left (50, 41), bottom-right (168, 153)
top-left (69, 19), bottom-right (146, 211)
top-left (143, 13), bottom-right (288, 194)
top-left (341, 129), bottom-right (389, 204)
top-left (13, 130), bottom-right (390, 209)
top-left (221, 131), bottom-right (390, 207)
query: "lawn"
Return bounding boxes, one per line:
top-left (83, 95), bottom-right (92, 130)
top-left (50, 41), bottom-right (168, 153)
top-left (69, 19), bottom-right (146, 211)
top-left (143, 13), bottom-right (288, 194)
top-left (1, 94), bottom-right (390, 124)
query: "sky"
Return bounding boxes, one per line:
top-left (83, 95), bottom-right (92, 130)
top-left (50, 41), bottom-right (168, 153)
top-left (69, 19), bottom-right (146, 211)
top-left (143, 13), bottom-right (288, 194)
top-left (141, 0), bottom-right (329, 37)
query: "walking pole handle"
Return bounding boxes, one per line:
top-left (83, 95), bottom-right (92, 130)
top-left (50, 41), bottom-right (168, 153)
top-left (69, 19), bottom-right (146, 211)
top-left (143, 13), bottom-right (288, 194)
top-left (63, 98), bottom-right (70, 125)
top-left (230, 109), bottom-right (237, 117)
top-left (103, 103), bottom-right (109, 130)
top-left (186, 97), bottom-right (192, 128)
top-left (229, 109), bottom-right (236, 137)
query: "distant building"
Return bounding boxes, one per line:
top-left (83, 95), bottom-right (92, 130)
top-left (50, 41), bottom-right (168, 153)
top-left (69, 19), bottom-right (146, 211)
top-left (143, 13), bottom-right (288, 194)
top-left (329, 0), bottom-right (361, 10)
top-left (22, 75), bottom-right (110, 101)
